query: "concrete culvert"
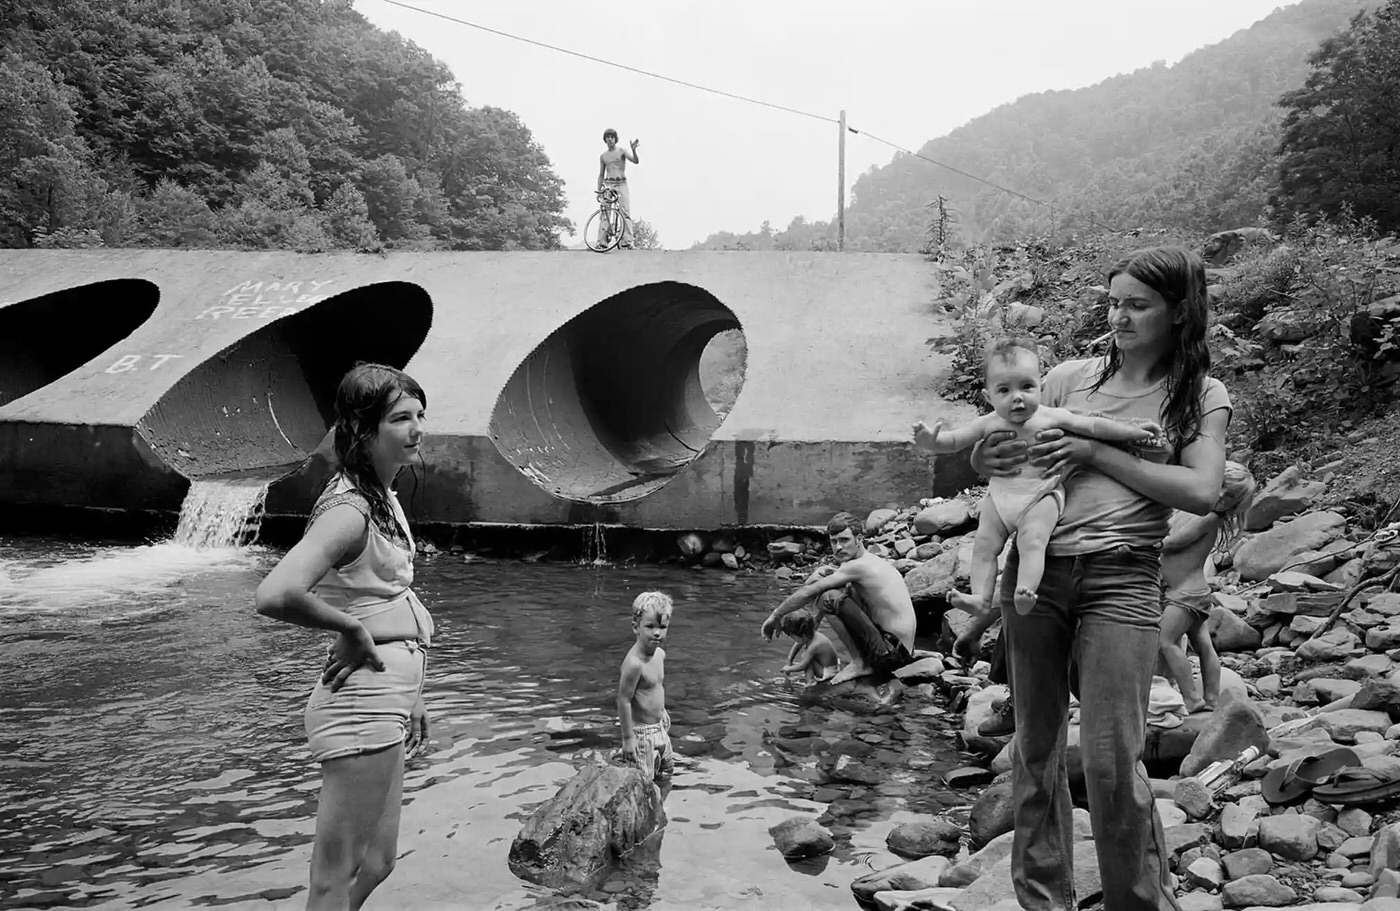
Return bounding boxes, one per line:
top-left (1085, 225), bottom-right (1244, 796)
top-left (490, 281), bottom-right (745, 503)
top-left (136, 282), bottom-right (432, 481)
top-left (0, 279), bottom-right (160, 408)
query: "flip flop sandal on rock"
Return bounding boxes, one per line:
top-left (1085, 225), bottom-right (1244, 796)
top-left (1261, 748), bottom-right (1362, 805)
top-left (1312, 765), bottom-right (1400, 806)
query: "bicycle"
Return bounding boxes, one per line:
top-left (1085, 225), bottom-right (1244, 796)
top-left (585, 186), bottom-right (632, 253)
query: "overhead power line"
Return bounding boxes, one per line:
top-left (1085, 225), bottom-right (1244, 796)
top-left (370, 0), bottom-right (836, 125)
top-left (373, 0), bottom-right (1116, 233)
top-left (853, 129), bottom-right (1121, 233)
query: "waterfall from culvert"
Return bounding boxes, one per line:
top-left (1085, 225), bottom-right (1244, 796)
top-left (173, 477), bottom-right (271, 549)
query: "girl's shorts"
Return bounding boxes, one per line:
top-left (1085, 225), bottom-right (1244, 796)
top-left (304, 640), bottom-right (426, 763)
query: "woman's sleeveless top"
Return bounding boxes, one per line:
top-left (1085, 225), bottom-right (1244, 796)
top-left (310, 475), bottom-right (433, 646)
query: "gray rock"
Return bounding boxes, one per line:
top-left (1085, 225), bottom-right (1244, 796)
top-left (903, 549), bottom-right (960, 602)
top-left (953, 840), bottom-right (1101, 911)
top-left (769, 817), bottom-right (834, 859)
top-left (1235, 512), bottom-right (1348, 581)
top-left (1221, 873), bottom-right (1296, 907)
top-left (1257, 813), bottom-right (1321, 861)
top-left (886, 820), bottom-right (961, 859)
top-left (1212, 605), bottom-right (1263, 652)
top-left (508, 761), bottom-right (665, 888)
top-left (1317, 709), bottom-right (1393, 743)
top-left (1220, 802), bottom-right (1260, 849)
top-left (912, 501), bottom-right (971, 535)
top-left (1222, 846), bottom-right (1273, 879)
top-left (1371, 822), bottom-right (1400, 876)
top-left (967, 777), bottom-right (1015, 850)
top-left (1246, 466), bottom-right (1327, 531)
top-left (1177, 893), bottom-right (1224, 911)
top-left (1313, 886), bottom-right (1365, 903)
top-left (1185, 856), bottom-right (1225, 889)
top-left (1298, 628), bottom-right (1363, 662)
top-left (866, 508), bottom-right (899, 535)
top-left (940, 830), bottom-right (1014, 888)
top-left (1338, 807), bottom-right (1373, 837)
top-left (1180, 692), bottom-right (1269, 779)
top-left (850, 853), bottom-right (953, 902)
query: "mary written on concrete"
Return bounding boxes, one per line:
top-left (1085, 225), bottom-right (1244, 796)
top-left (971, 246), bottom-right (1230, 911)
top-left (255, 363), bottom-right (433, 911)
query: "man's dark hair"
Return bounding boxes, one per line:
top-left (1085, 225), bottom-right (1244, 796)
top-left (602, 128), bottom-right (618, 141)
top-left (826, 512), bottom-right (864, 538)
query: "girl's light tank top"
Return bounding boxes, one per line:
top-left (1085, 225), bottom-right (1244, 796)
top-left (311, 475), bottom-right (434, 646)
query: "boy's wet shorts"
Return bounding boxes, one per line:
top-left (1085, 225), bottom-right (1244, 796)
top-left (1164, 588), bottom-right (1213, 623)
top-left (304, 639), bottom-right (426, 763)
top-left (623, 710), bottom-right (674, 781)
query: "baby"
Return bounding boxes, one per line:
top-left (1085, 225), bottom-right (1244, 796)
top-left (913, 336), bottom-right (1162, 615)
top-left (617, 590), bottom-right (674, 782)
top-left (779, 610), bottom-right (840, 684)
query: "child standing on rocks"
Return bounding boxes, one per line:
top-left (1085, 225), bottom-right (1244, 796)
top-left (913, 336), bottom-right (1164, 615)
top-left (617, 591), bottom-right (674, 782)
top-left (1157, 461), bottom-right (1256, 713)
top-left (779, 610), bottom-right (840, 684)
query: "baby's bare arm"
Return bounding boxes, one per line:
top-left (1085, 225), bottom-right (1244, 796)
top-left (1039, 406), bottom-right (1158, 444)
top-left (913, 414), bottom-right (998, 453)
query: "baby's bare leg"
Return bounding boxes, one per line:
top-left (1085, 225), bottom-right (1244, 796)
top-left (948, 500), bottom-right (1010, 615)
top-left (1012, 497), bottom-right (1061, 614)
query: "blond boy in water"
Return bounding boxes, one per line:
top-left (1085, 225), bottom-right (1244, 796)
top-left (617, 591), bottom-right (674, 781)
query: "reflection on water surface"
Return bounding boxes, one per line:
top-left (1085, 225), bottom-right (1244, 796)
top-left (0, 537), bottom-right (973, 910)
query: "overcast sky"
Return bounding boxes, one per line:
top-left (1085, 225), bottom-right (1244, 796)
top-left (357, 0), bottom-right (1296, 249)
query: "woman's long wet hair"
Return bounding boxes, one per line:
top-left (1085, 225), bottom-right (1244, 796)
top-left (326, 363), bottom-right (426, 540)
top-left (1095, 246), bottom-right (1211, 450)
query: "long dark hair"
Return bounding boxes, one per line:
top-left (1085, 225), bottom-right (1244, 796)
top-left (326, 363), bottom-right (426, 539)
top-left (1096, 246), bottom-right (1211, 450)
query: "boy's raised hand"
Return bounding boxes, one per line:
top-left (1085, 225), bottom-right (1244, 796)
top-left (912, 419), bottom-right (943, 451)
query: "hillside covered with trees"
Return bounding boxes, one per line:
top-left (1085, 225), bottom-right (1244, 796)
top-left (693, 0), bottom-right (1380, 252)
top-left (0, 0), bottom-right (571, 251)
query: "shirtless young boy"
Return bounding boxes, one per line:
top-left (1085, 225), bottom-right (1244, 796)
top-left (913, 337), bottom-right (1163, 616)
top-left (617, 590), bottom-right (673, 782)
top-left (761, 512), bottom-right (917, 685)
top-left (597, 128), bottom-right (639, 248)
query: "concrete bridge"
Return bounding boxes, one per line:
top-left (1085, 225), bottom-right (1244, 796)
top-left (0, 249), bottom-right (978, 530)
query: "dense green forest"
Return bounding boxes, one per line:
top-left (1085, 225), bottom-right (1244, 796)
top-left (693, 0), bottom-right (1389, 252)
top-left (0, 0), bottom-right (571, 251)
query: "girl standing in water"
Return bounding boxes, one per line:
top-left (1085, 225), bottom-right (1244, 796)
top-left (256, 363), bottom-right (432, 910)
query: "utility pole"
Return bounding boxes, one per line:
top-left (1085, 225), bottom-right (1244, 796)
top-left (837, 109), bottom-right (846, 252)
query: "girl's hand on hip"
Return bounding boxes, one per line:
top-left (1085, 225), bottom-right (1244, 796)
top-left (323, 623), bottom-right (385, 691)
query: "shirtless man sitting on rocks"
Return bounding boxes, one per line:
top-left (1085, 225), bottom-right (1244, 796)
top-left (760, 512), bottom-right (917, 685)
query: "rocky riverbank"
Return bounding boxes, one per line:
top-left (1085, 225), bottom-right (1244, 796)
top-left (748, 460), bottom-right (1400, 911)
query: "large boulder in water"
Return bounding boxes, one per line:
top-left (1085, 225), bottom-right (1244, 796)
top-left (508, 761), bottom-right (664, 888)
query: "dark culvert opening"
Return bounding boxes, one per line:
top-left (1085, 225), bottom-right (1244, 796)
top-left (0, 279), bottom-right (160, 408)
top-left (489, 281), bottom-right (747, 504)
top-left (136, 282), bottom-right (432, 481)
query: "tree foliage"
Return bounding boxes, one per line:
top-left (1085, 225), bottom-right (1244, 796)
top-left (0, 0), bottom-right (571, 250)
top-left (1274, 0), bottom-right (1400, 231)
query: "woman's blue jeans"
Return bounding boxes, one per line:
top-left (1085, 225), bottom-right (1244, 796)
top-left (1000, 544), bottom-right (1180, 911)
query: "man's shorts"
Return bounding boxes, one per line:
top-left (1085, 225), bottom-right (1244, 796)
top-left (819, 588), bottom-right (913, 674)
top-left (625, 710), bottom-right (673, 781)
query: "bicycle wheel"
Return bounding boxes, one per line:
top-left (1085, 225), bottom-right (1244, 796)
top-left (584, 208), bottom-right (622, 253)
